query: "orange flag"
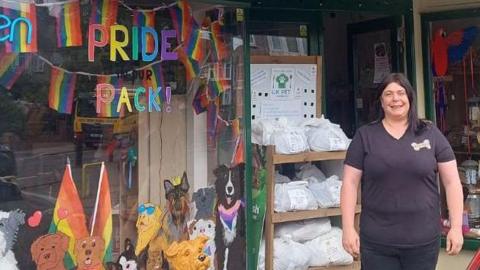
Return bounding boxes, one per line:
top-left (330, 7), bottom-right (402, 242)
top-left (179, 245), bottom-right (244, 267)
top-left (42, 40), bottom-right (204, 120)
top-left (90, 162), bottom-right (113, 263)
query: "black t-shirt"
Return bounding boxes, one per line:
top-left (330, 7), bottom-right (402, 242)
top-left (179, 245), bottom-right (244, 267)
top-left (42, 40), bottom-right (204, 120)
top-left (344, 121), bottom-right (455, 247)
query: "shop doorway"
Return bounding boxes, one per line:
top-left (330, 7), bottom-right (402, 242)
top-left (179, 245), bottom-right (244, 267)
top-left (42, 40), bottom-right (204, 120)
top-left (324, 13), bottom-right (403, 136)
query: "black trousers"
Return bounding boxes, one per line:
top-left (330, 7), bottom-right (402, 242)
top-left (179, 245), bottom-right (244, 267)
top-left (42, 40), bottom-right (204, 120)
top-left (360, 237), bottom-right (440, 270)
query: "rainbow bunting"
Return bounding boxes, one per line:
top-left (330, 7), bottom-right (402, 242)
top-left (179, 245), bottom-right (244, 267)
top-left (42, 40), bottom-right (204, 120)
top-left (0, 53), bottom-right (31, 90)
top-left (97, 76), bottom-right (123, 118)
top-left (48, 162), bottom-right (89, 269)
top-left (3, 3), bottom-right (37, 53)
top-left (54, 1), bottom-right (82, 47)
top-left (133, 10), bottom-right (156, 55)
top-left (210, 21), bottom-right (228, 61)
top-left (90, 162), bottom-right (113, 264)
top-left (49, 69), bottom-right (76, 114)
top-left (187, 28), bottom-right (206, 62)
top-left (178, 49), bottom-right (200, 81)
top-left (89, 0), bottom-right (118, 40)
top-left (169, 0), bottom-right (197, 45)
top-left (143, 64), bottom-right (165, 105)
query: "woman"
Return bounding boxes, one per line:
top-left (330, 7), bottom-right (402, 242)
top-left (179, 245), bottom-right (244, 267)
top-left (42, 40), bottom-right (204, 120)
top-left (341, 73), bottom-right (463, 270)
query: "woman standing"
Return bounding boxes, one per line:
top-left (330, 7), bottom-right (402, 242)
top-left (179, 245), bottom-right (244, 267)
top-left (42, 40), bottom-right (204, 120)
top-left (341, 73), bottom-right (463, 270)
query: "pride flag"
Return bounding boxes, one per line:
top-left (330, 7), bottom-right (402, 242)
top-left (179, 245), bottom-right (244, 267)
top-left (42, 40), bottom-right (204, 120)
top-left (97, 76), bottom-right (123, 117)
top-left (49, 69), bottom-right (77, 114)
top-left (178, 49), bottom-right (200, 81)
top-left (133, 10), bottom-right (156, 55)
top-left (48, 161), bottom-right (89, 269)
top-left (89, 0), bottom-right (118, 40)
top-left (90, 162), bottom-right (113, 264)
top-left (0, 53), bottom-right (31, 90)
top-left (169, 0), bottom-right (197, 45)
top-left (142, 65), bottom-right (165, 106)
top-left (210, 21), bottom-right (228, 61)
top-left (187, 28), bottom-right (206, 62)
top-left (3, 3), bottom-right (37, 53)
top-left (54, 1), bottom-right (82, 47)
top-left (208, 65), bottom-right (229, 97)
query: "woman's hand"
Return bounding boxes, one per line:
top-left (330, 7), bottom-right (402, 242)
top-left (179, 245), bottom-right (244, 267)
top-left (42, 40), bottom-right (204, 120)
top-left (342, 227), bottom-right (360, 258)
top-left (446, 227), bottom-right (463, 255)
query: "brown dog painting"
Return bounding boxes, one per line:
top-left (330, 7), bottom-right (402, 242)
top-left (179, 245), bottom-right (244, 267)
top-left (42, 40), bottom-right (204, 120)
top-left (31, 232), bottom-right (69, 270)
top-left (165, 236), bottom-right (210, 270)
top-left (164, 172), bottom-right (190, 241)
top-left (74, 235), bottom-right (105, 270)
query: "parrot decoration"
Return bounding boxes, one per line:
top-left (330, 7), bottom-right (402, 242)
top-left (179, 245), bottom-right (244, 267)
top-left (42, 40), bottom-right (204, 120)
top-left (431, 26), bottom-right (479, 76)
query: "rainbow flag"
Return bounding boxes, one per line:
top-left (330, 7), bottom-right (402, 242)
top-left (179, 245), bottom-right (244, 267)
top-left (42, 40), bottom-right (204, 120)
top-left (169, 0), bottom-right (197, 45)
top-left (3, 3), bottom-right (37, 53)
top-left (90, 162), bottom-right (113, 264)
top-left (177, 49), bottom-right (199, 81)
top-left (143, 65), bottom-right (165, 105)
top-left (49, 69), bottom-right (76, 114)
top-left (0, 53), bottom-right (31, 90)
top-left (89, 0), bottom-right (118, 40)
top-left (48, 162), bottom-right (89, 269)
top-left (133, 10), bottom-right (156, 55)
top-left (210, 21), bottom-right (228, 61)
top-left (54, 1), bottom-right (82, 47)
top-left (186, 28), bottom-right (206, 62)
top-left (97, 76), bottom-right (123, 117)
top-left (208, 66), bottom-right (229, 97)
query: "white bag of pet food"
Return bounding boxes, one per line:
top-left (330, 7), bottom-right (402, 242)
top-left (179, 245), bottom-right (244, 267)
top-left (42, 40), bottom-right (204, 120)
top-left (303, 117), bottom-right (350, 151)
top-left (275, 218), bottom-right (332, 242)
top-left (274, 181), bottom-right (317, 212)
top-left (252, 119), bottom-right (283, 145)
top-left (275, 171), bottom-right (291, 184)
top-left (305, 227), bottom-right (353, 266)
top-left (273, 237), bottom-right (311, 270)
top-left (295, 163), bottom-right (326, 182)
top-left (272, 129), bottom-right (309, 154)
top-left (308, 175), bottom-right (342, 208)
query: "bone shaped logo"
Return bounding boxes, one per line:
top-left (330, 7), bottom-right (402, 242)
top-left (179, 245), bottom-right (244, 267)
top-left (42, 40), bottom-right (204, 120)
top-left (411, 139), bottom-right (431, 151)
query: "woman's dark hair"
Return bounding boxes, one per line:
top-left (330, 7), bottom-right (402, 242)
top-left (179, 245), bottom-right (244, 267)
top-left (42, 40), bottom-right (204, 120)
top-left (376, 73), bottom-right (427, 135)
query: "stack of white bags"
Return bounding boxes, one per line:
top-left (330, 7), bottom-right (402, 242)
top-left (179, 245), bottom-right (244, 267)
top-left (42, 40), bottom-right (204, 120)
top-left (274, 164), bottom-right (342, 212)
top-left (258, 218), bottom-right (353, 269)
top-left (252, 116), bottom-right (351, 154)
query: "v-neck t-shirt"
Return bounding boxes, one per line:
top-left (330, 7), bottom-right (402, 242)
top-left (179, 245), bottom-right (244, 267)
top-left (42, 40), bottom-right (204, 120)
top-left (344, 121), bottom-right (455, 247)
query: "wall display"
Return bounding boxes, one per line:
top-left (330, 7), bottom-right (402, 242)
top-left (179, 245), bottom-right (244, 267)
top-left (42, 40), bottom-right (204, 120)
top-left (251, 58), bottom-right (320, 121)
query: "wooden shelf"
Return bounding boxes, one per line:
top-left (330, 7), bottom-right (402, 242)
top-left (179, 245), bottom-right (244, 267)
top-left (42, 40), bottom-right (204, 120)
top-left (273, 205), bottom-right (361, 223)
top-left (309, 261), bottom-right (361, 270)
top-left (273, 150), bottom-right (347, 164)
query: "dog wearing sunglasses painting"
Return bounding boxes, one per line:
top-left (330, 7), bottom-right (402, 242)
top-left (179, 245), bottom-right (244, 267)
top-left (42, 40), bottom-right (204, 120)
top-left (135, 203), bottom-right (165, 256)
top-left (164, 172), bottom-right (190, 242)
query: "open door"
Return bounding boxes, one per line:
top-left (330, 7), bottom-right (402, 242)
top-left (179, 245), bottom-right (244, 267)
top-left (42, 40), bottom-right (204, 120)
top-left (348, 16), bottom-right (403, 130)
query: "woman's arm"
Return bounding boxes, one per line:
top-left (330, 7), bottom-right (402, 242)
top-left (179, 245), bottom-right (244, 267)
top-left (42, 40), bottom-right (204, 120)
top-left (439, 160), bottom-right (464, 255)
top-left (341, 164), bottom-right (362, 257)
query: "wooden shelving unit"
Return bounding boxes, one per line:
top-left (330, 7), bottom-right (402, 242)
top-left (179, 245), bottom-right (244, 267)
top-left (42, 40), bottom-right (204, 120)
top-left (265, 146), bottom-right (361, 270)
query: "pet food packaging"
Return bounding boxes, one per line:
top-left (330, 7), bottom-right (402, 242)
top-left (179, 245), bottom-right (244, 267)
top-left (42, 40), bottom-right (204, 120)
top-left (275, 218), bottom-right (332, 242)
top-left (295, 163), bottom-right (326, 182)
top-left (308, 175), bottom-right (342, 208)
top-left (302, 117), bottom-right (350, 152)
top-left (274, 181), bottom-right (317, 212)
top-left (305, 227), bottom-right (353, 266)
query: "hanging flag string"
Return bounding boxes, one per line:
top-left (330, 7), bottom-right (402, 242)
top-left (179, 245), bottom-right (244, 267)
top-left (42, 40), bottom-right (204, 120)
top-left (0, 0), bottom-right (175, 11)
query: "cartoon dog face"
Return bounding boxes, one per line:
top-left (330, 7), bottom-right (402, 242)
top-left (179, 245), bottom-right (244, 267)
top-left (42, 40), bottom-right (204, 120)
top-left (192, 187), bottom-right (216, 220)
top-left (135, 203), bottom-right (163, 256)
top-left (214, 164), bottom-right (244, 208)
top-left (165, 236), bottom-right (210, 270)
top-left (31, 232), bottom-right (69, 270)
top-left (147, 236), bottom-right (168, 270)
top-left (74, 235), bottom-right (105, 270)
top-left (118, 256), bottom-right (137, 270)
top-left (164, 173), bottom-right (190, 226)
top-left (188, 219), bottom-right (215, 241)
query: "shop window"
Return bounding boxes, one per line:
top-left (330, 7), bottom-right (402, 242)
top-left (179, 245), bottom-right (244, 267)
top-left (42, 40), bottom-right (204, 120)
top-left (0, 1), bottom-right (246, 269)
top-left (250, 21), bottom-right (309, 56)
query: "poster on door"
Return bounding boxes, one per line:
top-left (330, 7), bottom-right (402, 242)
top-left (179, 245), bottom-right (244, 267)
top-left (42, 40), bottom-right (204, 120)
top-left (373, 42), bottom-right (390, 83)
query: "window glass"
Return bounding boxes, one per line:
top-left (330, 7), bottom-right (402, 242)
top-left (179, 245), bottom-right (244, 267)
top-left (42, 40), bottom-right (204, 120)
top-left (0, 1), bottom-right (246, 269)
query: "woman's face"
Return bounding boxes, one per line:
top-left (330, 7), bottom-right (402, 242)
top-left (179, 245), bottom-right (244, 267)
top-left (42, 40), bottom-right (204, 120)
top-left (380, 82), bottom-right (410, 120)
